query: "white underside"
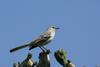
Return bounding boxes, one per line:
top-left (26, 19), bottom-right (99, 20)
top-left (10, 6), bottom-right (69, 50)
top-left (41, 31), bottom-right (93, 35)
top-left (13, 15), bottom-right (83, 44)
top-left (49, 31), bottom-right (55, 40)
top-left (40, 31), bottom-right (55, 46)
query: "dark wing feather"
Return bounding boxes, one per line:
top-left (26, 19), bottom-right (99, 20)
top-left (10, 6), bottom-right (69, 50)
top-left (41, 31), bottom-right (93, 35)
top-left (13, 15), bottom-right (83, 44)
top-left (29, 35), bottom-right (50, 50)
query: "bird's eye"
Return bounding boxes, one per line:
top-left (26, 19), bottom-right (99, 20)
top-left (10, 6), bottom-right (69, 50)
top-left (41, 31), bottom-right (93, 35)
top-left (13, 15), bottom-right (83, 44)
top-left (52, 27), bottom-right (55, 28)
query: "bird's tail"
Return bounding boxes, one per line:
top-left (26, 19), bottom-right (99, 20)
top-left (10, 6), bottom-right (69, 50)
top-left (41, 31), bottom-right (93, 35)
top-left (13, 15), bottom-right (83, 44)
top-left (10, 44), bottom-right (29, 53)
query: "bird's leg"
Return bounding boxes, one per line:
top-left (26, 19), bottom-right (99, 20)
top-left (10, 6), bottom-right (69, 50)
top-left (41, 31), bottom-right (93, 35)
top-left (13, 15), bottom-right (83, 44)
top-left (39, 46), bottom-right (45, 52)
top-left (39, 46), bottom-right (50, 53)
top-left (42, 46), bottom-right (51, 53)
top-left (42, 46), bottom-right (48, 50)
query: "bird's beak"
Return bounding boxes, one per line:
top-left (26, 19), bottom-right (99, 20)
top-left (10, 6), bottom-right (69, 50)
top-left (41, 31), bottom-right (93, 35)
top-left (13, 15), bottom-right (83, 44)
top-left (55, 27), bottom-right (60, 30)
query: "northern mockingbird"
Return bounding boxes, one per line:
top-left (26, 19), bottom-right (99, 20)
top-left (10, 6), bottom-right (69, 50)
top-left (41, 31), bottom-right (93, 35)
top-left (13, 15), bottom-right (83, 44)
top-left (10, 26), bottom-right (59, 52)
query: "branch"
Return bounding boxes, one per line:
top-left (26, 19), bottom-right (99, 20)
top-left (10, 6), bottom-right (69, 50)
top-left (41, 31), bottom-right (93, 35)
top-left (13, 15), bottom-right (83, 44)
top-left (54, 49), bottom-right (75, 67)
top-left (37, 50), bottom-right (51, 67)
top-left (13, 53), bottom-right (37, 67)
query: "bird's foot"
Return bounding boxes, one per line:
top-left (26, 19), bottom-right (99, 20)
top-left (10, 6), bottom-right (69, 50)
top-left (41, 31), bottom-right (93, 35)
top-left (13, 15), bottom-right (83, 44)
top-left (42, 47), bottom-right (51, 54)
top-left (39, 46), bottom-right (51, 54)
top-left (46, 49), bottom-right (51, 54)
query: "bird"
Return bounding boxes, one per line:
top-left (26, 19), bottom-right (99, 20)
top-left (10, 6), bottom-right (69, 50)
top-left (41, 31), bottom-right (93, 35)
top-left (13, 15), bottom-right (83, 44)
top-left (10, 26), bottom-right (59, 53)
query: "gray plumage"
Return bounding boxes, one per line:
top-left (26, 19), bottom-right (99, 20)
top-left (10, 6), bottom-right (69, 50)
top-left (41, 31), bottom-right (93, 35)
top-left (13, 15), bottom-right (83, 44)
top-left (10, 26), bottom-right (59, 53)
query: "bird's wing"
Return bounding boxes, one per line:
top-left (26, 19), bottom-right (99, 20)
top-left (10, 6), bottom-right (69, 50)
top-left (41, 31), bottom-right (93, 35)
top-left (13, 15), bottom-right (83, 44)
top-left (32, 34), bottom-right (51, 44)
top-left (29, 34), bottom-right (51, 50)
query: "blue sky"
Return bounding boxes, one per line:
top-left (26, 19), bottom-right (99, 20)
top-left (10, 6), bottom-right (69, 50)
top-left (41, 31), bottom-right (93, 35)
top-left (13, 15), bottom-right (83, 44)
top-left (0, 0), bottom-right (100, 67)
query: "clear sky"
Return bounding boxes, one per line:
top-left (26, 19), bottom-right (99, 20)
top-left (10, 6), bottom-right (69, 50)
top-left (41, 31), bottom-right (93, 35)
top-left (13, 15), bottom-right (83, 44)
top-left (0, 0), bottom-right (100, 67)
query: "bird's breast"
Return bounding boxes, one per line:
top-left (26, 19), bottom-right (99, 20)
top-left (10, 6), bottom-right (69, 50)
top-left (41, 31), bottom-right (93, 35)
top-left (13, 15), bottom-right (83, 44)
top-left (49, 32), bottom-right (55, 40)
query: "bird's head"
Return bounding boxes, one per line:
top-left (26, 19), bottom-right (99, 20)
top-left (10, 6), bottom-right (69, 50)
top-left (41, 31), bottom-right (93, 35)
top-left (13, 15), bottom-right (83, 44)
top-left (48, 26), bottom-right (60, 31)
